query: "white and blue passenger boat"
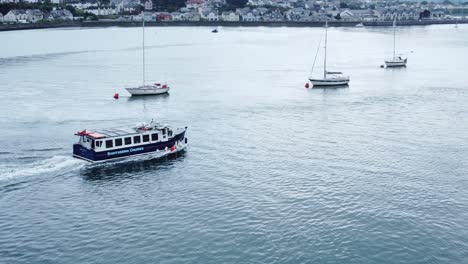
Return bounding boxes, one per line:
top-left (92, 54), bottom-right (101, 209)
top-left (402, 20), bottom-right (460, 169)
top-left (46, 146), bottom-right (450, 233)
top-left (73, 121), bottom-right (187, 163)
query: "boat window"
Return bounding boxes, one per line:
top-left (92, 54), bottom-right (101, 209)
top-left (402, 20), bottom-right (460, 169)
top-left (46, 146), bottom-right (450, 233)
top-left (168, 130), bottom-right (173, 137)
top-left (96, 141), bottom-right (102, 148)
top-left (115, 138), bottom-right (123, 146)
top-left (151, 133), bottom-right (158, 141)
top-left (133, 136), bottom-right (141, 144)
top-left (143, 135), bottom-right (150, 142)
top-left (124, 137), bottom-right (132, 145)
top-left (91, 140), bottom-right (95, 149)
top-left (162, 129), bottom-right (166, 135)
top-left (106, 140), bottom-right (113, 148)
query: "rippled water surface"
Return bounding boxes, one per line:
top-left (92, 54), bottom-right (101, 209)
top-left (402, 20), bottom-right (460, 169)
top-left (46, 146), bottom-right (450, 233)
top-left (1, 25), bottom-right (468, 263)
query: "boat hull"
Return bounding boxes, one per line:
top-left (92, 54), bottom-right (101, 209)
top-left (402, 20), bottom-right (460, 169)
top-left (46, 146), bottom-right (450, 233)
top-left (73, 131), bottom-right (186, 163)
top-left (385, 59), bottom-right (407, 67)
top-left (125, 87), bottom-right (169, 96)
top-left (309, 78), bottom-right (350, 86)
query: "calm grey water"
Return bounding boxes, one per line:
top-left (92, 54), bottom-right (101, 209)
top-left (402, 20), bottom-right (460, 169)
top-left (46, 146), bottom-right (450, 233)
top-left (1, 25), bottom-right (468, 263)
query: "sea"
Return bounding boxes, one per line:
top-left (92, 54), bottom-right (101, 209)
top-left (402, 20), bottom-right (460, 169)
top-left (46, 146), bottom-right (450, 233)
top-left (0, 25), bottom-right (467, 263)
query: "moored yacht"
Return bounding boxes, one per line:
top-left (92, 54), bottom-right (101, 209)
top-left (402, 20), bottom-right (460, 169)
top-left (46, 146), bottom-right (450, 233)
top-left (126, 1), bottom-right (170, 96)
top-left (126, 83), bottom-right (169, 95)
top-left (73, 121), bottom-right (187, 163)
top-left (384, 17), bottom-right (407, 68)
top-left (308, 21), bottom-right (350, 87)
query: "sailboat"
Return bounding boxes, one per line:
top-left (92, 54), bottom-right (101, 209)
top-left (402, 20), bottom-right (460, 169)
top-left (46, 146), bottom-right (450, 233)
top-left (126, 2), bottom-right (170, 96)
top-left (384, 17), bottom-right (407, 67)
top-left (309, 21), bottom-right (350, 87)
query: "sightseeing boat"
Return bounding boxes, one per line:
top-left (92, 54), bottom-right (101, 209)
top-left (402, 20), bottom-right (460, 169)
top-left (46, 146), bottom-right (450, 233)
top-left (73, 121), bottom-right (187, 163)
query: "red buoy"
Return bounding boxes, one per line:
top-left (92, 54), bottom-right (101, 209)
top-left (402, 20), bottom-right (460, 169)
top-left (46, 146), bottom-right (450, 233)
top-left (305, 82), bottom-right (310, 89)
top-left (170, 145), bottom-right (176, 152)
top-left (113, 93), bottom-right (119, 99)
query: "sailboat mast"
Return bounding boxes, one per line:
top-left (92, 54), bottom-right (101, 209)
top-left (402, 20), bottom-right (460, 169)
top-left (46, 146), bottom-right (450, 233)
top-left (142, 10), bottom-right (146, 86)
top-left (324, 20), bottom-right (328, 79)
top-left (393, 17), bottom-right (396, 59)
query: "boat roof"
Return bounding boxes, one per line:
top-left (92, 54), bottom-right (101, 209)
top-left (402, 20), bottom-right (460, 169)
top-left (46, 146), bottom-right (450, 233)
top-left (77, 124), bottom-right (168, 139)
top-left (92, 127), bottom-right (140, 138)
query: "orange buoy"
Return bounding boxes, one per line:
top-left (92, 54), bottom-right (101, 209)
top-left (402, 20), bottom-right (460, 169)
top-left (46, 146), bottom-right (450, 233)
top-left (113, 93), bottom-right (119, 99)
top-left (305, 82), bottom-right (310, 89)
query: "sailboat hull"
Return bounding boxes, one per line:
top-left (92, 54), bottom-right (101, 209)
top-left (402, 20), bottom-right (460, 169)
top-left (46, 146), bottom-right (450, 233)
top-left (309, 78), bottom-right (350, 86)
top-left (126, 86), bottom-right (169, 95)
top-left (385, 59), bottom-right (407, 67)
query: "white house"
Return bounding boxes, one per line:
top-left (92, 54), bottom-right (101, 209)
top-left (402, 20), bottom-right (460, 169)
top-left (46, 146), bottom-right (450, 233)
top-left (48, 9), bottom-right (73, 20)
top-left (339, 10), bottom-right (355, 20)
top-left (186, 0), bottom-right (204, 9)
top-left (206, 12), bottom-right (218, 21)
top-left (185, 12), bottom-right (200, 21)
top-left (242, 12), bottom-right (259, 21)
top-left (171, 12), bottom-right (185, 21)
top-left (221, 11), bottom-right (239, 21)
top-left (70, 3), bottom-right (98, 9)
top-left (144, 0), bottom-right (152, 11)
top-left (345, 9), bottom-right (379, 21)
top-left (4, 10), bottom-right (27, 22)
top-left (85, 8), bottom-right (118, 16)
top-left (26, 9), bottom-right (43, 22)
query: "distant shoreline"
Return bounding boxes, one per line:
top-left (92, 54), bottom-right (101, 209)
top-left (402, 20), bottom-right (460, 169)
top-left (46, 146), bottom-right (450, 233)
top-left (1, 19), bottom-right (467, 32)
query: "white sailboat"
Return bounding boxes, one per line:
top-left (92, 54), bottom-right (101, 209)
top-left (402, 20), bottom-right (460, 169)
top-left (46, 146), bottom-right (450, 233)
top-left (126, 2), bottom-right (170, 96)
top-left (309, 21), bottom-right (350, 87)
top-left (384, 17), bottom-right (407, 67)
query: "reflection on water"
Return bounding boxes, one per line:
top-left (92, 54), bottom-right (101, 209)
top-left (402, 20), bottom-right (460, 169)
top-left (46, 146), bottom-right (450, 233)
top-left (312, 84), bottom-right (350, 89)
top-left (384, 65), bottom-right (407, 70)
top-left (126, 92), bottom-right (170, 102)
top-left (81, 151), bottom-right (186, 181)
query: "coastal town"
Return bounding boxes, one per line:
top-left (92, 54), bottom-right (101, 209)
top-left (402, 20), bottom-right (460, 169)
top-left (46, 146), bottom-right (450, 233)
top-left (0, 0), bottom-right (467, 26)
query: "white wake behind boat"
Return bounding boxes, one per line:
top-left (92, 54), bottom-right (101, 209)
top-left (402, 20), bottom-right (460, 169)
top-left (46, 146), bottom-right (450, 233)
top-left (308, 21), bottom-right (350, 87)
top-left (126, 1), bottom-right (169, 96)
top-left (385, 18), bottom-right (407, 68)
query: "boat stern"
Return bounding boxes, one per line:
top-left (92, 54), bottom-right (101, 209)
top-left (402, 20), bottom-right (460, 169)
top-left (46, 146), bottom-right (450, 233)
top-left (73, 143), bottom-right (96, 162)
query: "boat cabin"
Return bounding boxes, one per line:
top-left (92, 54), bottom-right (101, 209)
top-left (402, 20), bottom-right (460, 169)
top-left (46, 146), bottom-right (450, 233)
top-left (76, 125), bottom-right (173, 152)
